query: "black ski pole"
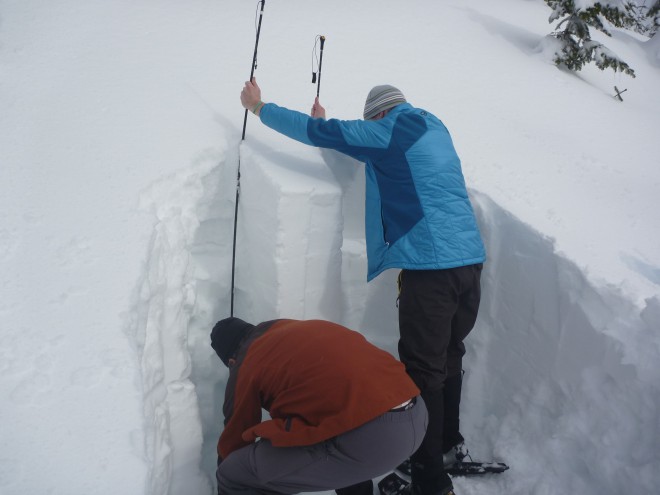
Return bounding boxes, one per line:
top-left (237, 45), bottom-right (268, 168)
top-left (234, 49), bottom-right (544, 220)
top-left (231, 0), bottom-right (266, 317)
top-left (241, 0), bottom-right (266, 139)
top-left (316, 36), bottom-right (325, 97)
top-left (311, 35), bottom-right (326, 98)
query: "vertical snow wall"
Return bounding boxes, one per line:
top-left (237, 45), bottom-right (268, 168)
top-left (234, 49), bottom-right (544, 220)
top-left (466, 191), bottom-right (659, 494)
top-left (132, 144), bottom-right (659, 494)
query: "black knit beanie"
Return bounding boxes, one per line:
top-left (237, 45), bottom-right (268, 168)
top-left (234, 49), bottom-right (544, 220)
top-left (210, 317), bottom-right (254, 366)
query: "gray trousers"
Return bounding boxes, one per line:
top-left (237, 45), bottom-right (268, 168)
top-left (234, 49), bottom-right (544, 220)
top-left (217, 396), bottom-right (428, 494)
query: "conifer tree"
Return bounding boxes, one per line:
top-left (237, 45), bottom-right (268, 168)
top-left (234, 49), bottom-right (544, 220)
top-left (545, 0), bottom-right (637, 77)
top-left (620, 0), bottom-right (660, 37)
top-left (645, 0), bottom-right (659, 36)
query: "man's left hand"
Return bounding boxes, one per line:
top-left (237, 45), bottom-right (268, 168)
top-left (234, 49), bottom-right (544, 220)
top-left (311, 97), bottom-right (326, 119)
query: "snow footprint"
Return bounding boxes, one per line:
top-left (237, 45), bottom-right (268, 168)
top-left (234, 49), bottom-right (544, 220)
top-left (10, 373), bottom-right (51, 405)
top-left (0, 227), bottom-right (20, 261)
top-left (70, 366), bottom-right (105, 388)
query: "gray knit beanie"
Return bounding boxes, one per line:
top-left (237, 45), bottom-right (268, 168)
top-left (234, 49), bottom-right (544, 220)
top-left (363, 85), bottom-right (406, 120)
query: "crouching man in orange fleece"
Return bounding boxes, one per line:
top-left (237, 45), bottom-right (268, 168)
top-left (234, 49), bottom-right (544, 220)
top-left (211, 317), bottom-right (427, 495)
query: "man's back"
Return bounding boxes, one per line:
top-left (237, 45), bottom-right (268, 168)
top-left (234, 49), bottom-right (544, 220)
top-left (219, 319), bottom-right (419, 457)
top-left (259, 102), bottom-right (486, 279)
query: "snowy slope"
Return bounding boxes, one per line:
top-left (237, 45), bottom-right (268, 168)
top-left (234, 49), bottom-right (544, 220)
top-left (1, 1), bottom-right (658, 494)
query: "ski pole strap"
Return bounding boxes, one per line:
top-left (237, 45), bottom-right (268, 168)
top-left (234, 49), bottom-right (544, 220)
top-left (251, 101), bottom-right (265, 114)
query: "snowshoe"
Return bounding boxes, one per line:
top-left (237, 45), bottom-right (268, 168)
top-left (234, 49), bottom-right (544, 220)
top-left (378, 472), bottom-right (410, 495)
top-left (394, 456), bottom-right (509, 477)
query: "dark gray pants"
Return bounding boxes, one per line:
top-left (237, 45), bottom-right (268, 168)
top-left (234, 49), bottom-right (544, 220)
top-left (398, 266), bottom-right (482, 494)
top-left (217, 397), bottom-right (428, 494)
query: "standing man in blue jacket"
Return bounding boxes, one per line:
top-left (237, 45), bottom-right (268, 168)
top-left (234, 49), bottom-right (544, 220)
top-left (240, 79), bottom-right (486, 495)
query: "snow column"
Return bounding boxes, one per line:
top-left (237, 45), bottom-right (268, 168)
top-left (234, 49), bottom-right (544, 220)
top-left (233, 145), bottom-right (344, 323)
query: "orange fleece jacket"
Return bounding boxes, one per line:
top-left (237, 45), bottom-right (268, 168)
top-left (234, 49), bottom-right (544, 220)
top-left (218, 319), bottom-right (419, 459)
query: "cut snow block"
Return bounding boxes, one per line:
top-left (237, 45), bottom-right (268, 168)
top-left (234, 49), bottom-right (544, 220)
top-left (234, 145), bottom-right (344, 322)
top-left (339, 238), bottom-right (369, 329)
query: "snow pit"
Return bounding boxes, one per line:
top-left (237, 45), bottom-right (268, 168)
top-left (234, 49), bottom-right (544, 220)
top-left (133, 144), bottom-right (659, 494)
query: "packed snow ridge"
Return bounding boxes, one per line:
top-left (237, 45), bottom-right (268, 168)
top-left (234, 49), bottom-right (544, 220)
top-left (132, 143), bottom-right (659, 495)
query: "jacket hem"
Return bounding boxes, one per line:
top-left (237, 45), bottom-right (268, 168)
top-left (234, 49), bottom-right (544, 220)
top-left (367, 256), bottom-right (486, 281)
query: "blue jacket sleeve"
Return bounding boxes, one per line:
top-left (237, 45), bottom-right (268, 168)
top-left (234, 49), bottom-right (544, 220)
top-left (259, 103), bottom-right (390, 163)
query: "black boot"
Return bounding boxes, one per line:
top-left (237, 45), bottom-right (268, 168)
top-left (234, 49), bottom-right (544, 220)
top-left (410, 389), bottom-right (453, 495)
top-left (442, 372), bottom-right (464, 453)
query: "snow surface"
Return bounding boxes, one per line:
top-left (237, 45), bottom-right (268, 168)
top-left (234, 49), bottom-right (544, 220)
top-left (1, 1), bottom-right (659, 494)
